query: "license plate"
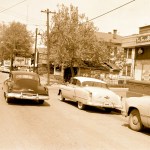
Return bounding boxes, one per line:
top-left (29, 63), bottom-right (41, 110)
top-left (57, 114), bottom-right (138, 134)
top-left (104, 101), bottom-right (112, 107)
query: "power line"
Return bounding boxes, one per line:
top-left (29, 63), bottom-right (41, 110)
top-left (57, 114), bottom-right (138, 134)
top-left (0, 0), bottom-right (27, 13)
top-left (88, 0), bottom-right (135, 22)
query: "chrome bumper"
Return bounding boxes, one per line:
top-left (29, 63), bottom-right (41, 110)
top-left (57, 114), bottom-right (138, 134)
top-left (6, 92), bottom-right (49, 100)
top-left (87, 101), bottom-right (122, 110)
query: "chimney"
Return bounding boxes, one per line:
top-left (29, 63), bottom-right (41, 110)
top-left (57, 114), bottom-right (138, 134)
top-left (113, 29), bottom-right (117, 39)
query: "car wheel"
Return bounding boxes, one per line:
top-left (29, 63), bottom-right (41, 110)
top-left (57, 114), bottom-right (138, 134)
top-left (104, 108), bottom-right (112, 113)
top-left (38, 100), bottom-right (44, 104)
top-left (58, 92), bottom-right (65, 101)
top-left (129, 109), bottom-right (144, 131)
top-left (77, 101), bottom-right (85, 110)
top-left (6, 97), bottom-right (11, 103)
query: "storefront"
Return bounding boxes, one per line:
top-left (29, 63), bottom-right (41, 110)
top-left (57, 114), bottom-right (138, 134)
top-left (122, 25), bottom-right (150, 81)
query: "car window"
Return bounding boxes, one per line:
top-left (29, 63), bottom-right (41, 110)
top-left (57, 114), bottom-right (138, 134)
top-left (76, 80), bottom-right (81, 86)
top-left (82, 81), bottom-right (108, 88)
top-left (14, 74), bottom-right (39, 81)
top-left (71, 78), bottom-right (81, 86)
top-left (71, 78), bottom-right (77, 85)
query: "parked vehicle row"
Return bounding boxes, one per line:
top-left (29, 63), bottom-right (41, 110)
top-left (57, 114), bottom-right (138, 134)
top-left (2, 72), bottom-right (150, 132)
top-left (58, 76), bottom-right (150, 132)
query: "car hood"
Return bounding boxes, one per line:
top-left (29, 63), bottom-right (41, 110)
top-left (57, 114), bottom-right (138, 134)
top-left (83, 86), bottom-right (120, 100)
top-left (126, 96), bottom-right (150, 105)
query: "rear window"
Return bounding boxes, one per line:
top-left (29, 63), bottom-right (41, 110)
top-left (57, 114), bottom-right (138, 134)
top-left (14, 74), bottom-right (39, 81)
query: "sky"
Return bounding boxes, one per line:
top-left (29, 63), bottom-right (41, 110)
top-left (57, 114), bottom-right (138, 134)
top-left (0, 0), bottom-right (150, 36)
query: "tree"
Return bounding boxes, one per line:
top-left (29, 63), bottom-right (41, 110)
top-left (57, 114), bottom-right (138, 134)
top-left (45, 4), bottom-right (125, 77)
top-left (0, 22), bottom-right (34, 60)
top-left (48, 4), bottom-right (110, 77)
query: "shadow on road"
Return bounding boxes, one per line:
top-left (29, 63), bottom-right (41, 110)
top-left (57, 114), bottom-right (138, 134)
top-left (62, 100), bottom-right (121, 115)
top-left (122, 123), bottom-right (150, 135)
top-left (6, 99), bottom-right (50, 107)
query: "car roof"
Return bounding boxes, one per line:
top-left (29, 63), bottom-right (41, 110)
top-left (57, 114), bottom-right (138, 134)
top-left (73, 76), bottom-right (106, 84)
top-left (11, 71), bottom-right (38, 76)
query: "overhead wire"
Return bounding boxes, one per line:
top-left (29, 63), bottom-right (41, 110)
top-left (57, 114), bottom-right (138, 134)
top-left (0, 0), bottom-right (46, 28)
top-left (0, 0), bottom-right (27, 13)
top-left (87, 0), bottom-right (135, 22)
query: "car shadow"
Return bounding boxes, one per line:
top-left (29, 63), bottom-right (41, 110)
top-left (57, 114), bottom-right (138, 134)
top-left (122, 123), bottom-right (150, 135)
top-left (62, 100), bottom-right (121, 115)
top-left (7, 99), bottom-right (50, 107)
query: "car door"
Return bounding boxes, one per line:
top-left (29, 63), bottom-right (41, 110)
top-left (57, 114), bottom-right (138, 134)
top-left (74, 81), bottom-right (90, 103)
top-left (62, 78), bottom-right (76, 101)
top-left (147, 98), bottom-right (150, 127)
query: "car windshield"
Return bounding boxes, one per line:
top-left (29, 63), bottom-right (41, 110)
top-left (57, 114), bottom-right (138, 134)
top-left (82, 81), bottom-right (108, 88)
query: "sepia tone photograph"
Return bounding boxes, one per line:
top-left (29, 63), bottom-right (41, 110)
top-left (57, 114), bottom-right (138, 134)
top-left (0, 0), bottom-right (150, 149)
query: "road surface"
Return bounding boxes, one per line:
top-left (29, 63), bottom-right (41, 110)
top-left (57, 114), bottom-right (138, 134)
top-left (0, 72), bottom-right (150, 150)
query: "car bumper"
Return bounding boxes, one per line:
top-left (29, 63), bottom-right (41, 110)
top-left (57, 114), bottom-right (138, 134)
top-left (6, 92), bottom-right (49, 100)
top-left (86, 101), bottom-right (122, 110)
top-left (121, 110), bottom-right (128, 117)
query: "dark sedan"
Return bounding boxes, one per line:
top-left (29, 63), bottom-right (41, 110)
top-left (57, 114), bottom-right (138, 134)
top-left (3, 71), bottom-right (49, 104)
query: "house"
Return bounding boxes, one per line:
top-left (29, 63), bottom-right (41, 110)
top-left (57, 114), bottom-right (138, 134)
top-left (37, 30), bottom-right (123, 83)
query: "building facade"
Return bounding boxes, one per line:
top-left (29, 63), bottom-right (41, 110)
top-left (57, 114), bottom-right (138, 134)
top-left (122, 25), bottom-right (150, 81)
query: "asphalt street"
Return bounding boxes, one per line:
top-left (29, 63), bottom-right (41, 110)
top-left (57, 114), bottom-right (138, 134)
top-left (0, 72), bottom-right (150, 150)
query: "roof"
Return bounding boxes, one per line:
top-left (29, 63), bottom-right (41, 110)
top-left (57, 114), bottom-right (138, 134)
top-left (73, 76), bottom-right (106, 84)
top-left (95, 32), bottom-right (123, 44)
top-left (81, 61), bottom-right (120, 72)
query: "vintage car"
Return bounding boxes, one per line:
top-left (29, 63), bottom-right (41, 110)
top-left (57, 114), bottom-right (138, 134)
top-left (58, 76), bottom-right (122, 112)
top-left (122, 96), bottom-right (150, 131)
top-left (3, 71), bottom-right (49, 104)
top-left (0, 65), bottom-right (10, 73)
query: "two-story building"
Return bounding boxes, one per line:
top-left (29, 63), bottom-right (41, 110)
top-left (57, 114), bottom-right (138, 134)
top-left (122, 25), bottom-right (150, 81)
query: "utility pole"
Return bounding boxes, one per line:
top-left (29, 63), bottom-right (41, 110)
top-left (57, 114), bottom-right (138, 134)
top-left (41, 9), bottom-right (55, 85)
top-left (10, 39), bottom-right (15, 72)
top-left (34, 27), bottom-right (38, 72)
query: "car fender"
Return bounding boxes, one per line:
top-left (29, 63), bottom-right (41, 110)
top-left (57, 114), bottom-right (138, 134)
top-left (126, 97), bottom-right (149, 127)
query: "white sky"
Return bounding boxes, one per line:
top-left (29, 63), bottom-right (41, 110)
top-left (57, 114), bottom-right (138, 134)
top-left (0, 0), bottom-right (149, 36)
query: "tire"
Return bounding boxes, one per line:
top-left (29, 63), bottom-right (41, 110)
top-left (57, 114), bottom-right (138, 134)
top-left (77, 101), bottom-right (85, 110)
top-left (58, 92), bottom-right (65, 101)
top-left (6, 97), bottom-right (11, 103)
top-left (129, 109), bottom-right (144, 131)
top-left (38, 100), bottom-right (44, 104)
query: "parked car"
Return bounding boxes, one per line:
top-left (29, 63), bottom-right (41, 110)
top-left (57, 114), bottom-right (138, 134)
top-left (3, 71), bottom-right (49, 104)
top-left (58, 76), bottom-right (122, 112)
top-left (122, 96), bottom-right (150, 131)
top-left (0, 65), bottom-right (10, 73)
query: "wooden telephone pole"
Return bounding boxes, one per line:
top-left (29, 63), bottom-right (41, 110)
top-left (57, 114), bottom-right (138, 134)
top-left (34, 27), bottom-right (38, 72)
top-left (41, 9), bottom-right (55, 85)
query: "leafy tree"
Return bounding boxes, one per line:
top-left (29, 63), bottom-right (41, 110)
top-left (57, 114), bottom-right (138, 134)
top-left (48, 4), bottom-right (110, 76)
top-left (45, 4), bottom-right (125, 77)
top-left (0, 22), bottom-right (33, 61)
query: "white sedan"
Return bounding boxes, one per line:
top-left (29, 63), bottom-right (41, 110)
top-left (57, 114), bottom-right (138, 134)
top-left (58, 76), bottom-right (122, 112)
top-left (122, 96), bottom-right (150, 131)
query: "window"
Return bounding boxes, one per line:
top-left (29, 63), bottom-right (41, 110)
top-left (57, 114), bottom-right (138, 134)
top-left (128, 49), bottom-right (132, 59)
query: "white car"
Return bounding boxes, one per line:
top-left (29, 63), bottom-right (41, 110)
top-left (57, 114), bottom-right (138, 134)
top-left (58, 76), bottom-right (122, 112)
top-left (0, 66), bottom-right (10, 73)
top-left (122, 96), bottom-right (150, 131)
